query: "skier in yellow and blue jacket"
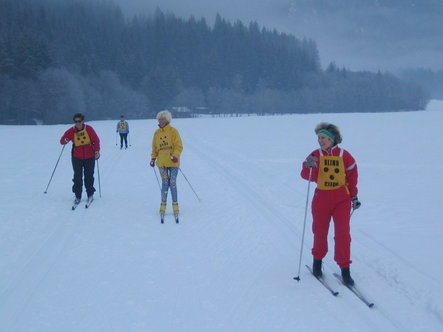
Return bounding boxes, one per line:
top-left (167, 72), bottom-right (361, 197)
top-left (116, 115), bottom-right (129, 149)
top-left (150, 110), bottom-right (183, 219)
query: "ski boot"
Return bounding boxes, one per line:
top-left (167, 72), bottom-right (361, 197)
top-left (160, 201), bottom-right (166, 223)
top-left (341, 267), bottom-right (354, 286)
top-left (313, 259), bottom-right (322, 277)
top-left (172, 202), bottom-right (179, 223)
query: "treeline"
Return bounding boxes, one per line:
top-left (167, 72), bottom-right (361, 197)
top-left (399, 68), bottom-right (443, 99)
top-left (0, 0), bottom-right (429, 124)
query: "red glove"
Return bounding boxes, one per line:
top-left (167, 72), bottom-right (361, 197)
top-left (149, 159), bottom-right (156, 167)
top-left (170, 156), bottom-right (178, 163)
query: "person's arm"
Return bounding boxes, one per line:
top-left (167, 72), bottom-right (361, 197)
top-left (300, 150), bottom-right (319, 181)
top-left (60, 127), bottom-right (74, 144)
top-left (171, 128), bottom-right (183, 160)
top-left (344, 150), bottom-right (358, 197)
top-left (87, 126), bottom-right (101, 152)
top-left (150, 131), bottom-right (158, 159)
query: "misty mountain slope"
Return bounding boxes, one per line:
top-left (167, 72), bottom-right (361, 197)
top-left (0, 105), bottom-right (442, 331)
top-left (287, 0), bottom-right (443, 70)
top-left (113, 0), bottom-right (443, 71)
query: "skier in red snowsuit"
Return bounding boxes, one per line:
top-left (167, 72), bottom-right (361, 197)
top-left (60, 113), bottom-right (100, 205)
top-left (300, 123), bottom-right (361, 286)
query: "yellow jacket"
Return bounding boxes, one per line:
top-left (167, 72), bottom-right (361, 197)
top-left (151, 124), bottom-right (183, 167)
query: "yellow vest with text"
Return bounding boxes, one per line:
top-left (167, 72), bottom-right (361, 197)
top-left (317, 148), bottom-right (346, 190)
top-left (74, 128), bottom-right (91, 147)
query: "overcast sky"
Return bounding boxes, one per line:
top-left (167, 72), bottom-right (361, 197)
top-left (111, 0), bottom-right (443, 72)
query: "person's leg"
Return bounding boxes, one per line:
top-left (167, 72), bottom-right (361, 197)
top-left (83, 157), bottom-right (96, 198)
top-left (169, 167), bottom-right (179, 214)
top-left (158, 167), bottom-right (170, 214)
top-left (123, 133), bottom-right (128, 148)
top-left (169, 167), bottom-right (179, 202)
top-left (71, 157), bottom-right (83, 199)
top-left (333, 197), bottom-right (352, 268)
top-left (311, 193), bottom-right (332, 260)
top-left (120, 134), bottom-right (124, 149)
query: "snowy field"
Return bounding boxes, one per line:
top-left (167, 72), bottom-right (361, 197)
top-left (0, 101), bottom-right (443, 331)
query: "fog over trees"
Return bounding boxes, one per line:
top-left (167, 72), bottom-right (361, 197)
top-left (0, 0), bottom-right (429, 124)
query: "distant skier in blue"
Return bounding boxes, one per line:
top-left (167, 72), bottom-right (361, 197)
top-left (116, 115), bottom-right (129, 149)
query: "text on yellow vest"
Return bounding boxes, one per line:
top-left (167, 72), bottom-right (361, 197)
top-left (317, 154), bottom-right (346, 190)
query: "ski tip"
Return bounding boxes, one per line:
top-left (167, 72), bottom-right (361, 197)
top-left (368, 303), bottom-right (375, 308)
top-left (293, 276), bottom-right (301, 281)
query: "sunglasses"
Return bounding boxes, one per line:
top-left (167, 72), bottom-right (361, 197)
top-left (74, 119), bottom-right (83, 123)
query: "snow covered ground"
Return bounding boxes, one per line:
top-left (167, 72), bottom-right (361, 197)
top-left (1, 101), bottom-right (442, 331)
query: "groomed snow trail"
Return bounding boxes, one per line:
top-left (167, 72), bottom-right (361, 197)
top-left (0, 111), bottom-right (442, 331)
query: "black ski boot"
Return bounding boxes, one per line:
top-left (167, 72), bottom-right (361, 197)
top-left (341, 267), bottom-right (354, 286)
top-left (312, 259), bottom-right (322, 277)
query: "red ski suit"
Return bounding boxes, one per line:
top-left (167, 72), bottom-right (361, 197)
top-left (301, 146), bottom-right (358, 268)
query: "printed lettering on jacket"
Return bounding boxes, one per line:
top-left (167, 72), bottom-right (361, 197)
top-left (119, 122), bottom-right (127, 130)
top-left (317, 155), bottom-right (345, 190)
top-left (158, 134), bottom-right (172, 152)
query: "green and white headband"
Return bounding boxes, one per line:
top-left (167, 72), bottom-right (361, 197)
top-left (318, 129), bottom-right (336, 142)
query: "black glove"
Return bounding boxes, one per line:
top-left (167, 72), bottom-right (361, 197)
top-left (306, 155), bottom-right (318, 168)
top-left (351, 196), bottom-right (361, 210)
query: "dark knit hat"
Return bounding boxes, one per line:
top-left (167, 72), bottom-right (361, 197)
top-left (315, 122), bottom-right (342, 144)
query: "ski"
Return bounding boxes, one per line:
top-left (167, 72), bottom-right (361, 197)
top-left (72, 198), bottom-right (81, 210)
top-left (85, 197), bottom-right (94, 208)
top-left (333, 273), bottom-right (374, 308)
top-left (302, 265), bottom-right (339, 296)
top-left (160, 214), bottom-right (179, 224)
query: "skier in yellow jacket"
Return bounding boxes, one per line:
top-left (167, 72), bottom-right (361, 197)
top-left (150, 110), bottom-right (183, 220)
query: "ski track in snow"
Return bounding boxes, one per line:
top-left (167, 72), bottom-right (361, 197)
top-left (0, 211), bottom-right (75, 330)
top-left (0, 110), bottom-right (443, 331)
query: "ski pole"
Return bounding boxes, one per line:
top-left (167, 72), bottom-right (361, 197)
top-left (153, 167), bottom-right (161, 192)
top-left (115, 132), bottom-right (118, 146)
top-left (43, 144), bottom-right (66, 194)
top-left (96, 159), bottom-right (102, 197)
top-left (179, 167), bottom-right (201, 202)
top-left (128, 133), bottom-right (131, 147)
top-left (294, 167), bottom-right (313, 281)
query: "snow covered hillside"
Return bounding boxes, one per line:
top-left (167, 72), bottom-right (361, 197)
top-left (0, 102), bottom-right (442, 331)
